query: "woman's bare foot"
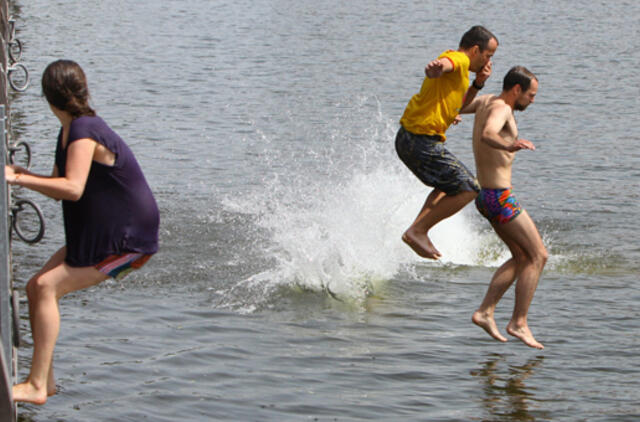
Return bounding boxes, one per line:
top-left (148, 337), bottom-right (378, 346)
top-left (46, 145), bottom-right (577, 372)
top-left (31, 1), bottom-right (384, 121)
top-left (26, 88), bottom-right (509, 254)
top-left (472, 310), bottom-right (508, 342)
top-left (402, 229), bottom-right (442, 259)
top-left (506, 321), bottom-right (544, 349)
top-left (12, 380), bottom-right (49, 405)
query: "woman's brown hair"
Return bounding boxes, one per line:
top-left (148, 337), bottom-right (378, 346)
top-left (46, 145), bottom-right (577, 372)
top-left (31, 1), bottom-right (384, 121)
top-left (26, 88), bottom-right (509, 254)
top-left (42, 60), bottom-right (95, 118)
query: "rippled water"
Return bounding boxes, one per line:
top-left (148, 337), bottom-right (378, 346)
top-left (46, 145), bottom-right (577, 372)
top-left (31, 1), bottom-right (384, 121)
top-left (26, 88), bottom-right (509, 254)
top-left (7, 0), bottom-right (640, 421)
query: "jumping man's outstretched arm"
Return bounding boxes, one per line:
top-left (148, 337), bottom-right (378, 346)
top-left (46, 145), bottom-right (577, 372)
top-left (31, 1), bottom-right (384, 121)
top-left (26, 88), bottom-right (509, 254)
top-left (425, 57), bottom-right (454, 78)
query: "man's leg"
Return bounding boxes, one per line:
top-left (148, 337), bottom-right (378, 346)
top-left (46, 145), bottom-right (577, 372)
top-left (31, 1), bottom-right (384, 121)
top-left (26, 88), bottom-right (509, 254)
top-left (493, 210), bottom-right (548, 349)
top-left (395, 128), bottom-right (479, 259)
top-left (403, 189), bottom-right (477, 259)
top-left (472, 255), bottom-right (519, 342)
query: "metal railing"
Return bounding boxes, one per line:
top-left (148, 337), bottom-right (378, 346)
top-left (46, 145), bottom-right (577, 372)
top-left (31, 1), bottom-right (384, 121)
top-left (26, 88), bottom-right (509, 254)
top-left (1, 9), bottom-right (37, 419)
top-left (0, 103), bottom-right (16, 420)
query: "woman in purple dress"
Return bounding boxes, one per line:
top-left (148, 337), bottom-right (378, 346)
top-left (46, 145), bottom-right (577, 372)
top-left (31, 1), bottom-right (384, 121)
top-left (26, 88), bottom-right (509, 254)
top-left (5, 60), bottom-right (159, 404)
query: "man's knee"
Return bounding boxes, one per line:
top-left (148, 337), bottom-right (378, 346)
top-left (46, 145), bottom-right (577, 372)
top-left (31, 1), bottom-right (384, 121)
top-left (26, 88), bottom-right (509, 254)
top-left (520, 246), bottom-right (547, 269)
top-left (511, 249), bottom-right (528, 268)
top-left (513, 245), bottom-right (547, 269)
top-left (533, 246), bottom-right (548, 268)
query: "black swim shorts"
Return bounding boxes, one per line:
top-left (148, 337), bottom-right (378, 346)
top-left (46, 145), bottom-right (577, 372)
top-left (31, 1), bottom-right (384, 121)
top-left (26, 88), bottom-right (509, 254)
top-left (395, 126), bottom-right (480, 195)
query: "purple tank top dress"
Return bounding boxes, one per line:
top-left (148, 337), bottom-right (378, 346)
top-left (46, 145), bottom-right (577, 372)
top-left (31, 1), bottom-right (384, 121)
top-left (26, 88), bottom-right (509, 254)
top-left (55, 116), bottom-right (159, 267)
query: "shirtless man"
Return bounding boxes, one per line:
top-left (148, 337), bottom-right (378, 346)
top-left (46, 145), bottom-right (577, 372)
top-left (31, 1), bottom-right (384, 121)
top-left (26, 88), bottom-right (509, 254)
top-left (460, 66), bottom-right (547, 349)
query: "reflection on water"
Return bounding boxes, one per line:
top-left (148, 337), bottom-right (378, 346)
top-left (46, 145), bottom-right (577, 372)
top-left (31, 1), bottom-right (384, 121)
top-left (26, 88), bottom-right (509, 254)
top-left (471, 354), bottom-right (547, 422)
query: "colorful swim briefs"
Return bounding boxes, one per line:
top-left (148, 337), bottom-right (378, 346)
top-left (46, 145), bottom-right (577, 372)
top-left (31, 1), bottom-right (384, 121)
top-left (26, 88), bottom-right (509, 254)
top-left (475, 187), bottom-right (522, 225)
top-left (95, 252), bottom-right (153, 280)
top-left (395, 126), bottom-right (480, 195)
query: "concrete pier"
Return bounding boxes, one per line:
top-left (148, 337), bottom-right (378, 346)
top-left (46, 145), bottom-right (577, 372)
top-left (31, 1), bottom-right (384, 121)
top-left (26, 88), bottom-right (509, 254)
top-left (1, 0), bottom-right (17, 420)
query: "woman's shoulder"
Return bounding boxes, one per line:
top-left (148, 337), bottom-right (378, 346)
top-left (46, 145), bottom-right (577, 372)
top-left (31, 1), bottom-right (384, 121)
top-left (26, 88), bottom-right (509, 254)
top-left (71, 114), bottom-right (107, 129)
top-left (69, 115), bottom-right (112, 139)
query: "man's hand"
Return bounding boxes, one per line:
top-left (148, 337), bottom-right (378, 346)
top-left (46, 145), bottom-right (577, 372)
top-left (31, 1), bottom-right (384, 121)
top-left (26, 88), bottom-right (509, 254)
top-left (474, 60), bottom-right (492, 86)
top-left (425, 59), bottom-right (446, 78)
top-left (509, 138), bottom-right (536, 151)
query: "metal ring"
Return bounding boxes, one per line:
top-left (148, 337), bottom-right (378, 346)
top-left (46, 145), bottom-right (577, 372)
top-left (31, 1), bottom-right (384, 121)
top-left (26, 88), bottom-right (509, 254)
top-left (8, 63), bottom-right (30, 92)
top-left (11, 199), bottom-right (45, 244)
top-left (8, 141), bottom-right (31, 169)
top-left (11, 291), bottom-right (20, 348)
top-left (8, 38), bottom-right (22, 64)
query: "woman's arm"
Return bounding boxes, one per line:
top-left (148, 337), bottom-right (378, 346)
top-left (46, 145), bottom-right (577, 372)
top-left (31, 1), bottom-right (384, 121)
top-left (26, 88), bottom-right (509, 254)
top-left (6, 138), bottom-right (97, 201)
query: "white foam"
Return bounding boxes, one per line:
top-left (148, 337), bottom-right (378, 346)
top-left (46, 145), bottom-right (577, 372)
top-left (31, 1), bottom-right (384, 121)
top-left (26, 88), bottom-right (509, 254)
top-left (221, 97), bottom-right (512, 304)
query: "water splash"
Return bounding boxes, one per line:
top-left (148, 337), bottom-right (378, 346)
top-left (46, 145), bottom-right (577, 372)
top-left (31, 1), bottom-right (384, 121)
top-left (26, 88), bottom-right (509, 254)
top-left (219, 97), bottom-right (511, 309)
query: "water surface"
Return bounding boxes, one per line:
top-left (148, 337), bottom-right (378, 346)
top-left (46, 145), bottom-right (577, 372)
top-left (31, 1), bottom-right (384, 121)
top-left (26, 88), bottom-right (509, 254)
top-left (8, 0), bottom-right (640, 420)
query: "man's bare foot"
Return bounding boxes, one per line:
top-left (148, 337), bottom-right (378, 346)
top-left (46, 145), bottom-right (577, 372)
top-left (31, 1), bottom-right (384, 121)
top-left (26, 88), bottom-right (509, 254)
top-left (506, 322), bottom-right (544, 349)
top-left (402, 229), bottom-right (442, 259)
top-left (12, 381), bottom-right (48, 405)
top-left (48, 369), bottom-right (57, 396)
top-left (472, 310), bottom-right (508, 342)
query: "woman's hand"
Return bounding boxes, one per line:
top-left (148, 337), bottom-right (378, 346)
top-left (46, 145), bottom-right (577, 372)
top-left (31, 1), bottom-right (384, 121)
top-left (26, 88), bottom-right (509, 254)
top-left (5, 165), bottom-right (25, 185)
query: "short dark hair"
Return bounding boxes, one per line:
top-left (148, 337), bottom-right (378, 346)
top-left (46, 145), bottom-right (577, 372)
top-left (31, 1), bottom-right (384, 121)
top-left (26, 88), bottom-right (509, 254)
top-left (459, 25), bottom-right (498, 51)
top-left (503, 66), bottom-right (537, 92)
top-left (42, 59), bottom-right (95, 118)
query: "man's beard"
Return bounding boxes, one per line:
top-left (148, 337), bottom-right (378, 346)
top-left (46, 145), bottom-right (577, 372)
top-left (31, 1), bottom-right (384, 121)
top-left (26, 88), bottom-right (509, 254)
top-left (514, 101), bottom-right (528, 111)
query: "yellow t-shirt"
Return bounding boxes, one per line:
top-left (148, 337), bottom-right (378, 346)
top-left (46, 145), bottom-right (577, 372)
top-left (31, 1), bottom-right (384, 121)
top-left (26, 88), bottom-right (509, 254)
top-left (399, 50), bottom-right (470, 140)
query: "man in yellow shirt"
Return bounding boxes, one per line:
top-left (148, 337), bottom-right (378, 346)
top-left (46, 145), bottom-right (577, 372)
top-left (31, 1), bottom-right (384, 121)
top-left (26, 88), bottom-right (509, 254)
top-left (396, 25), bottom-right (498, 259)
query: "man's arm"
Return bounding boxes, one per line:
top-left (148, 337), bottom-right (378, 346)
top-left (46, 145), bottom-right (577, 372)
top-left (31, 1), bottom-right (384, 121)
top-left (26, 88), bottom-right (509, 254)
top-left (462, 61), bottom-right (492, 110)
top-left (459, 95), bottom-right (482, 114)
top-left (481, 105), bottom-right (535, 152)
top-left (425, 57), bottom-right (454, 78)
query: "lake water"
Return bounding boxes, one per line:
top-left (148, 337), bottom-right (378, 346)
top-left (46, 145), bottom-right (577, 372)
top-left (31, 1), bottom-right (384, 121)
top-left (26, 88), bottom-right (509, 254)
top-left (8, 0), bottom-right (640, 421)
